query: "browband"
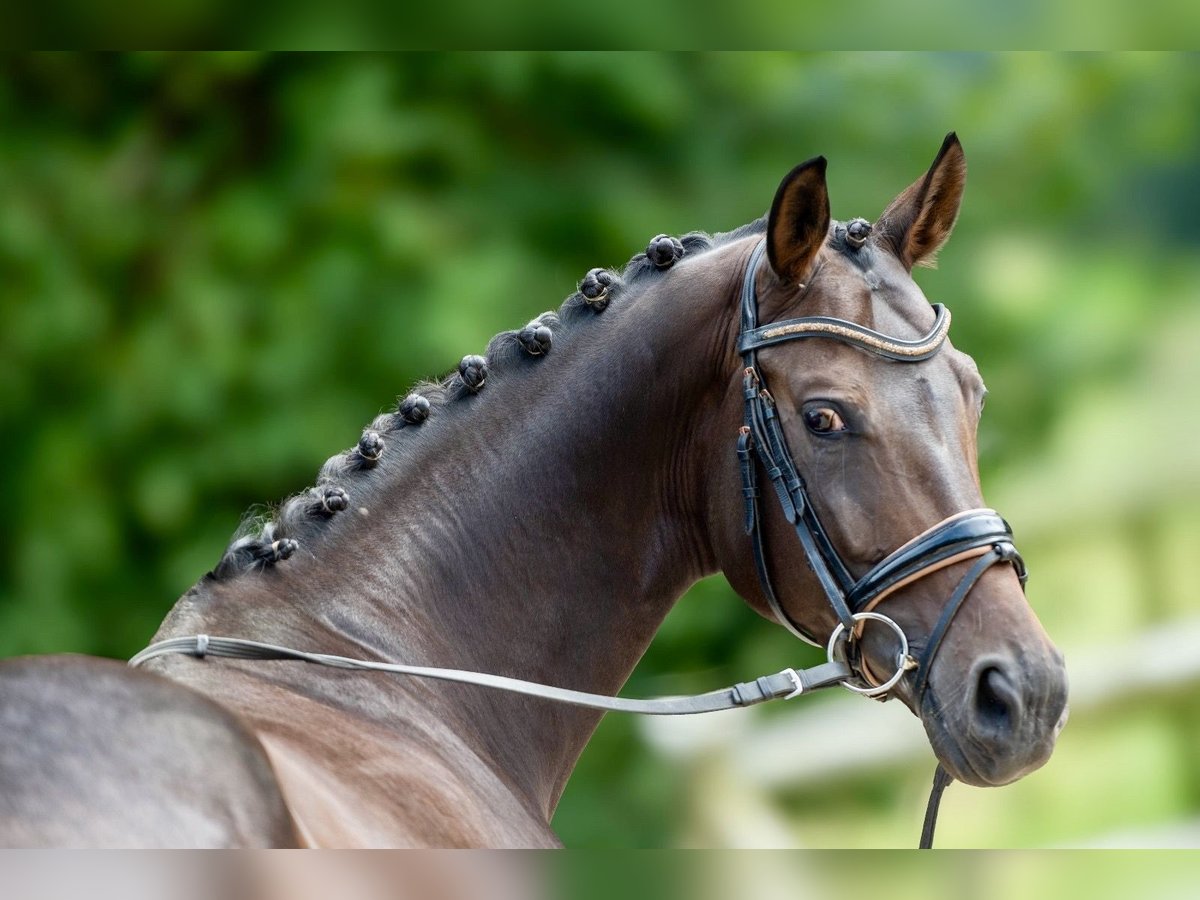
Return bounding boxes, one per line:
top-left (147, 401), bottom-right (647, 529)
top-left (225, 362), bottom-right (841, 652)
top-left (738, 303), bottom-right (951, 360)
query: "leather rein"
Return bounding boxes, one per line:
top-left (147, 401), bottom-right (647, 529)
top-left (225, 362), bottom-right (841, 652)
top-left (131, 237), bottom-right (1027, 848)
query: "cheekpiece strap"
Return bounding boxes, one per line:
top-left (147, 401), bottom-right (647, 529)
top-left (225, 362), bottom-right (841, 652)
top-left (736, 236), bottom-right (968, 656)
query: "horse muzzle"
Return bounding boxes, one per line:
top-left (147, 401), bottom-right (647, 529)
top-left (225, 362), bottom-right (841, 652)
top-left (920, 633), bottom-right (1069, 787)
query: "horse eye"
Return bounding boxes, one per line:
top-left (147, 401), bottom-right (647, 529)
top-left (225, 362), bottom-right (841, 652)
top-left (803, 407), bottom-right (847, 434)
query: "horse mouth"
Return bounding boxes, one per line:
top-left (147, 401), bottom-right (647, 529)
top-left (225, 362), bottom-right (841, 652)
top-left (921, 710), bottom-right (1005, 787)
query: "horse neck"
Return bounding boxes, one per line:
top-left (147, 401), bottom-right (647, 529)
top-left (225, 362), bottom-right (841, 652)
top-left (157, 237), bottom-right (753, 816)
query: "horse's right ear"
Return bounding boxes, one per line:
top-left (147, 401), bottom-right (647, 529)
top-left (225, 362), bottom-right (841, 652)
top-left (767, 156), bottom-right (831, 284)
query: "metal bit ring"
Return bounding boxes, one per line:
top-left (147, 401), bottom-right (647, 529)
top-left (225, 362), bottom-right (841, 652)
top-left (826, 611), bottom-right (913, 697)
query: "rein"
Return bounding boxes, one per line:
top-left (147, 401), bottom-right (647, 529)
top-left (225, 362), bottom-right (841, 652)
top-left (130, 635), bottom-right (851, 714)
top-left (131, 236), bottom-right (1027, 849)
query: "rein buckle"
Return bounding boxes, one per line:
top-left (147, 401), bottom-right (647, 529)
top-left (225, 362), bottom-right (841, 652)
top-left (782, 667), bottom-right (806, 699)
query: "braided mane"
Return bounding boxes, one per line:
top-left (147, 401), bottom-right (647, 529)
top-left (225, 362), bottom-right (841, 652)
top-left (210, 224), bottom-right (769, 581)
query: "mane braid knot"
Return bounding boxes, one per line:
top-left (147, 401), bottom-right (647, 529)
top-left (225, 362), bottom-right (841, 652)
top-left (356, 431), bottom-right (385, 466)
top-left (258, 538), bottom-right (297, 565)
top-left (846, 218), bottom-right (872, 249)
top-left (399, 393), bottom-right (432, 425)
top-left (646, 234), bottom-right (685, 269)
top-left (579, 268), bottom-right (616, 311)
top-left (517, 321), bottom-right (553, 356)
top-left (318, 485), bottom-right (349, 515)
top-left (459, 355), bottom-right (488, 392)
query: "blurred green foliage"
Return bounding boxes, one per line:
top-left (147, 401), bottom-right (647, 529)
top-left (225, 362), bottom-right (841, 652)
top-left (3, 4), bottom-right (1200, 48)
top-left (1, 53), bottom-right (1197, 847)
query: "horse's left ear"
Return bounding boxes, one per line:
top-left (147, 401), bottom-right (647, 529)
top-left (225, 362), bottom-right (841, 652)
top-left (877, 132), bottom-right (967, 270)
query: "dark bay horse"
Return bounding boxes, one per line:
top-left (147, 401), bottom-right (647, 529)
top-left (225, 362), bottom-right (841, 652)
top-left (0, 135), bottom-right (1068, 847)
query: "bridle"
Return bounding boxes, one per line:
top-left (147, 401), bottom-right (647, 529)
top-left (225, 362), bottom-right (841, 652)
top-left (130, 236), bottom-right (1029, 848)
top-left (735, 237), bottom-right (1027, 701)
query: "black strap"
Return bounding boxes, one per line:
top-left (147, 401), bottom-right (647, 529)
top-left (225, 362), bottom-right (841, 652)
top-left (919, 764), bottom-right (955, 849)
top-left (912, 545), bottom-right (1013, 700)
top-left (848, 513), bottom-right (1024, 612)
top-left (744, 382), bottom-right (857, 635)
top-left (736, 427), bottom-right (758, 535)
top-left (738, 241), bottom-right (857, 636)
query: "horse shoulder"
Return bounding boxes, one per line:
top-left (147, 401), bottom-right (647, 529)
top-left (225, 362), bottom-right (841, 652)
top-left (0, 655), bottom-right (299, 847)
top-left (156, 665), bottom-right (562, 848)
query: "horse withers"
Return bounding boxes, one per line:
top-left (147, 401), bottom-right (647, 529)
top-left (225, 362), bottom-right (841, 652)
top-left (0, 134), bottom-right (1068, 847)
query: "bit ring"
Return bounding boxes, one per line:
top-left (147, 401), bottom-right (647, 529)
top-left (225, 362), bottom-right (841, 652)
top-left (826, 611), bottom-right (913, 697)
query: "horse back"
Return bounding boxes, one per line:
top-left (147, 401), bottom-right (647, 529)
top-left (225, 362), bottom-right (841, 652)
top-left (0, 654), bottom-right (298, 847)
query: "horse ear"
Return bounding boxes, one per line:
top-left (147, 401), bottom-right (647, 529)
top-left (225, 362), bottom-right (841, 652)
top-left (877, 132), bottom-right (967, 270)
top-left (767, 156), bottom-right (831, 284)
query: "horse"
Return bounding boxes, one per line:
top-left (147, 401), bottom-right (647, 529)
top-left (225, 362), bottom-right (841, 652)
top-left (0, 134), bottom-right (1068, 848)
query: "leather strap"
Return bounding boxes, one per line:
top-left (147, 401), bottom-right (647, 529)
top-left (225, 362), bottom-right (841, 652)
top-left (130, 635), bottom-right (851, 715)
top-left (739, 304), bottom-right (951, 360)
top-left (912, 544), bottom-right (1018, 701)
top-left (848, 511), bottom-right (1024, 612)
top-left (736, 427), bottom-right (758, 535)
top-left (920, 764), bottom-right (955, 849)
top-left (738, 242), bottom-right (858, 638)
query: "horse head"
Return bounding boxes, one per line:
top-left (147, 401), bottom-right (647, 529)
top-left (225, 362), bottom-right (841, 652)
top-left (717, 135), bottom-right (1069, 787)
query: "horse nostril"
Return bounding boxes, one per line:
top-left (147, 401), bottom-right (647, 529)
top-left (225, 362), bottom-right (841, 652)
top-left (974, 665), bottom-right (1021, 734)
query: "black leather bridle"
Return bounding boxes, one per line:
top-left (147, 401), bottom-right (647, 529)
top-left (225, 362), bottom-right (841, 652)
top-left (735, 238), bottom-right (1028, 701)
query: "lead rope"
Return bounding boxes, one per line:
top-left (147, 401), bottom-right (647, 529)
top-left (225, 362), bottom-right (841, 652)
top-left (920, 764), bottom-right (954, 849)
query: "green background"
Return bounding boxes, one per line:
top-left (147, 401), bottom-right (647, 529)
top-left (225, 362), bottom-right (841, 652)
top-left (1, 52), bottom-right (1197, 848)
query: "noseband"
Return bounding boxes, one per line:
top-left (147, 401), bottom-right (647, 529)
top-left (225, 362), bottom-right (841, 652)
top-left (735, 238), bottom-right (1027, 700)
